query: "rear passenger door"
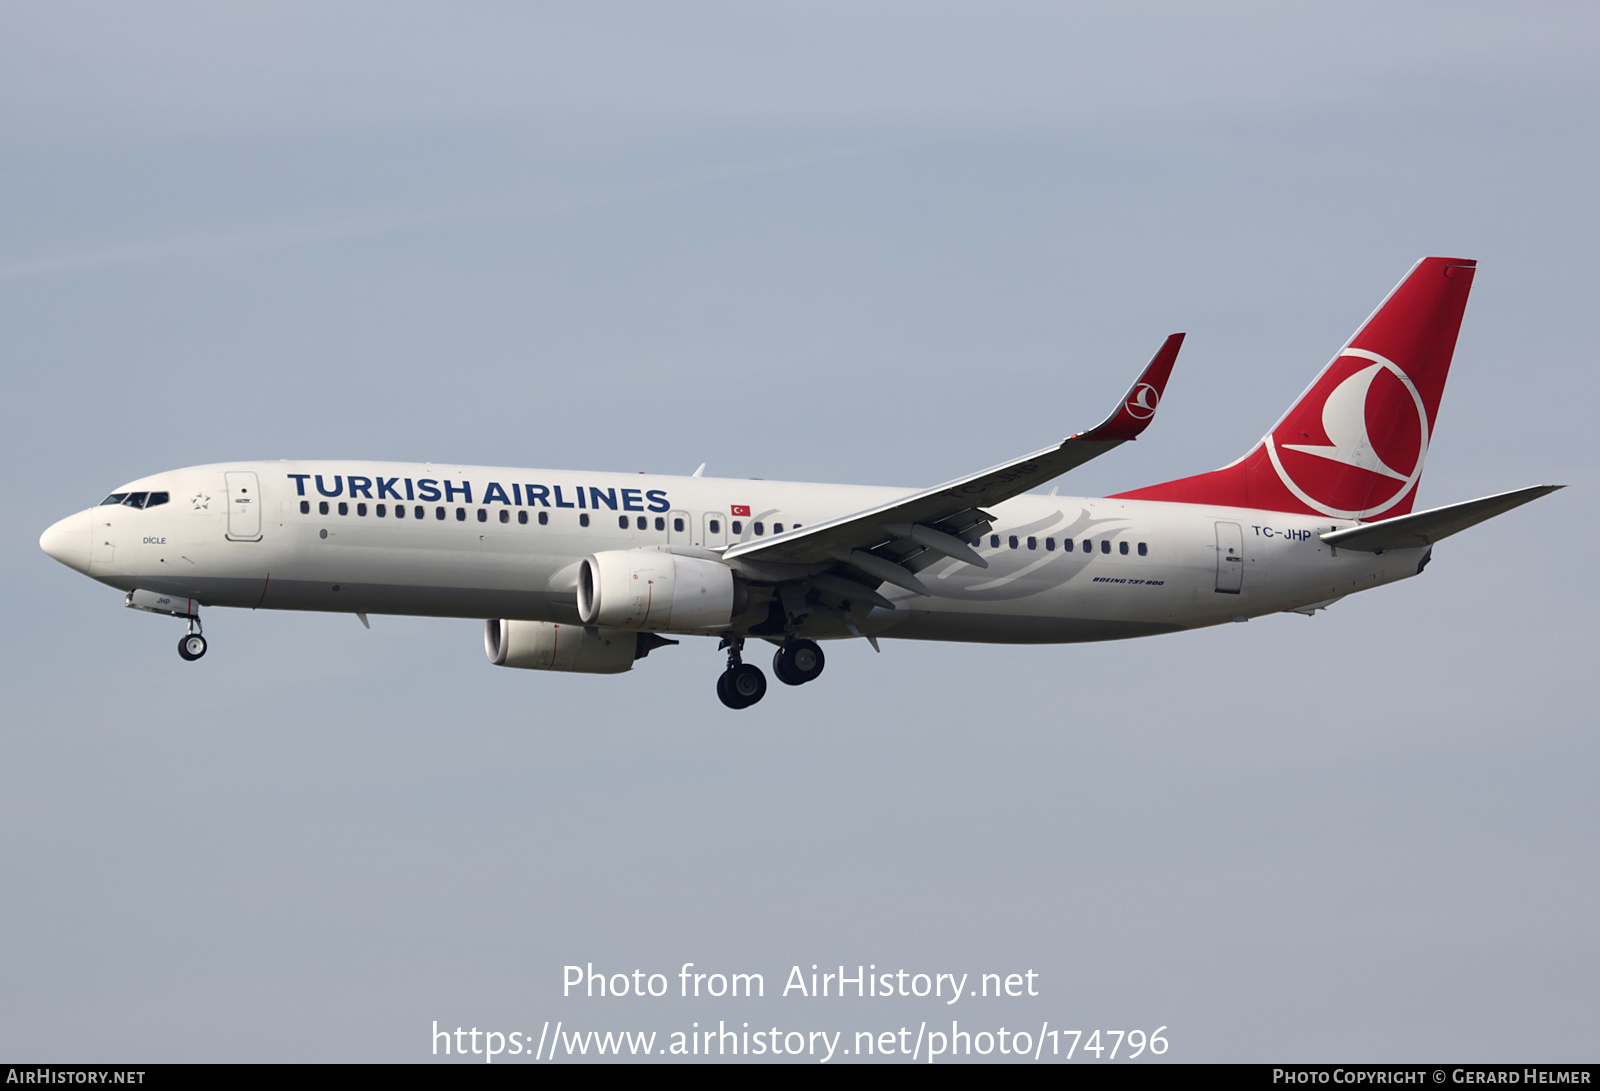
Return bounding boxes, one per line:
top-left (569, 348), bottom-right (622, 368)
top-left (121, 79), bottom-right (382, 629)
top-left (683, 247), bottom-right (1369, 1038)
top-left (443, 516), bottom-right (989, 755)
top-left (1214, 521), bottom-right (1243, 593)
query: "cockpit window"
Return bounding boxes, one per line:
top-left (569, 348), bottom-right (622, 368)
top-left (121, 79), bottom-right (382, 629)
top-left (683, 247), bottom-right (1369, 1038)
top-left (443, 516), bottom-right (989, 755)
top-left (101, 490), bottom-right (168, 507)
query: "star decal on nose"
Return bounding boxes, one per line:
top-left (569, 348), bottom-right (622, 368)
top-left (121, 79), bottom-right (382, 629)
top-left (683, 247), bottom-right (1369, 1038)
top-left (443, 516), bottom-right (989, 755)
top-left (191, 493), bottom-right (210, 510)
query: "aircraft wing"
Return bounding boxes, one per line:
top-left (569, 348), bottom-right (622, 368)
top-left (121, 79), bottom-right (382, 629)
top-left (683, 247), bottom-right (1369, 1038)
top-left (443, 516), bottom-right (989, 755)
top-left (722, 334), bottom-right (1184, 599)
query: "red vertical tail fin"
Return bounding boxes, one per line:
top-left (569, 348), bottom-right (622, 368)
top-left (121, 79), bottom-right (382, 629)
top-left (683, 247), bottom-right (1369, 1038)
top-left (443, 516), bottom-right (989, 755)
top-left (1114, 257), bottom-right (1477, 520)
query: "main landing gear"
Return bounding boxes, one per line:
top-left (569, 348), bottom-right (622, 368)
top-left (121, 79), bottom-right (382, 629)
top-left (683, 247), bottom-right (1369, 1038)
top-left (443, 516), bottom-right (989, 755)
top-left (772, 638), bottom-right (825, 686)
top-left (716, 636), bottom-right (766, 710)
top-left (716, 636), bottom-right (827, 709)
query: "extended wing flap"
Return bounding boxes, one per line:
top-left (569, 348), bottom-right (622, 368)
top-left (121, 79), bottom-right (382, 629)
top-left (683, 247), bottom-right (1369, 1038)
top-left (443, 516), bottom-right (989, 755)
top-left (725, 334), bottom-right (1184, 570)
top-left (1319, 484), bottom-right (1563, 552)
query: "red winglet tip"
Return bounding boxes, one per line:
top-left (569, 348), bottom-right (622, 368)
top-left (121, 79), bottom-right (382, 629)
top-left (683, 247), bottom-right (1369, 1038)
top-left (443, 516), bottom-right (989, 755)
top-left (1077, 333), bottom-right (1185, 443)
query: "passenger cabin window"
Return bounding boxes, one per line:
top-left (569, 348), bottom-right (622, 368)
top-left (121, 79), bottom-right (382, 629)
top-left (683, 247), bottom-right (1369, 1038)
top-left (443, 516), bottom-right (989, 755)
top-left (636, 516), bottom-right (647, 530)
top-left (709, 519), bottom-right (721, 534)
top-left (672, 517), bottom-right (684, 532)
top-left (1101, 540), bottom-right (1111, 554)
top-left (618, 515), bottom-right (629, 529)
top-left (300, 500), bottom-right (310, 515)
top-left (731, 521), bottom-right (743, 535)
top-left (579, 513), bottom-right (590, 527)
top-left (499, 509), bottom-right (509, 523)
top-left (1082, 539), bottom-right (1092, 553)
top-left (455, 507), bottom-right (466, 521)
top-left (1063, 538), bottom-right (1073, 551)
top-left (356, 503), bottom-right (367, 516)
top-left (753, 522), bottom-right (764, 535)
top-left (990, 534), bottom-right (1000, 548)
top-left (376, 504), bottom-right (386, 517)
top-left (1138, 542), bottom-right (1148, 556)
top-left (774, 523), bottom-right (783, 534)
top-left (477, 508), bottom-right (487, 522)
top-left (655, 517), bottom-right (666, 531)
top-left (1119, 541), bottom-right (1129, 555)
top-left (1027, 536), bottom-right (1037, 550)
top-left (517, 511), bottom-right (528, 524)
top-left (538, 511), bottom-right (549, 525)
top-left (319, 501), bottom-right (330, 515)
top-left (338, 502), bottom-right (348, 516)
top-left (435, 507), bottom-right (445, 520)
top-left (1045, 537), bottom-right (1055, 551)
top-left (396, 505), bottom-right (406, 519)
top-left (1008, 535), bottom-right (1018, 549)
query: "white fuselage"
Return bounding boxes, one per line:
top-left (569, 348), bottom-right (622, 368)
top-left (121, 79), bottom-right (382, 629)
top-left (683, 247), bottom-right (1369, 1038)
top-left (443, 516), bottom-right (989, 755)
top-left (43, 460), bottom-right (1427, 644)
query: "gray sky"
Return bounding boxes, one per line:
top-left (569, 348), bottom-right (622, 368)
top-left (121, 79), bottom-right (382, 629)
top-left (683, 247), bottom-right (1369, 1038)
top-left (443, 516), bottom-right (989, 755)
top-left (3, 2), bottom-right (1596, 1062)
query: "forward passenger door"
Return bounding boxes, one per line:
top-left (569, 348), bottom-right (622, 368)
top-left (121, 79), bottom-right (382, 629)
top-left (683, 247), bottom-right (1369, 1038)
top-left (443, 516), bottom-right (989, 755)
top-left (225, 471), bottom-right (263, 541)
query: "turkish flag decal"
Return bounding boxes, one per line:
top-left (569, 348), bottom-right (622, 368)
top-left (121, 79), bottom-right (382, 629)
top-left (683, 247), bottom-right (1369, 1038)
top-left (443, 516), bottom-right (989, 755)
top-left (730, 505), bottom-right (751, 517)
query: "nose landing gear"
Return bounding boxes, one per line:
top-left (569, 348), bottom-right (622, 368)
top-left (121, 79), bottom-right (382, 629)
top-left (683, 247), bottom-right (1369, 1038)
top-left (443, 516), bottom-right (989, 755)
top-left (125, 590), bottom-right (208, 662)
top-left (177, 615), bottom-right (206, 661)
top-left (715, 635), bottom-right (767, 709)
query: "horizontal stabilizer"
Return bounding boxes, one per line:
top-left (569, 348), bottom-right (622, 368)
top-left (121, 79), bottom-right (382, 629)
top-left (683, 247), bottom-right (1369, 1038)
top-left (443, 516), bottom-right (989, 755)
top-left (1319, 485), bottom-right (1562, 552)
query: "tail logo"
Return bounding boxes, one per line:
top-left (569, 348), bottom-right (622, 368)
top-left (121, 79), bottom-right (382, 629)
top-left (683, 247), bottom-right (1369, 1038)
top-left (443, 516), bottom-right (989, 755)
top-left (1125, 383), bottom-right (1160, 420)
top-left (1264, 349), bottom-right (1430, 519)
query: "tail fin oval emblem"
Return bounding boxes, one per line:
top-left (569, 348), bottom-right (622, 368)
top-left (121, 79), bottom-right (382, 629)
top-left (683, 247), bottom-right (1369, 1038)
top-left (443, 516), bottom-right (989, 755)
top-left (1266, 350), bottom-right (1430, 519)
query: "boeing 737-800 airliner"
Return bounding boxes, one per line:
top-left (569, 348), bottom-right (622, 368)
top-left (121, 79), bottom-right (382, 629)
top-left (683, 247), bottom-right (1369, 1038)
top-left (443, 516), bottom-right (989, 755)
top-left (40, 257), bottom-right (1558, 708)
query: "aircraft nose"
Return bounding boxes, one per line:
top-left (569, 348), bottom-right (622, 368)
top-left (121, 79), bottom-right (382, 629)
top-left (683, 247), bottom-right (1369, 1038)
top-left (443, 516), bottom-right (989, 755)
top-left (40, 509), bottom-right (94, 574)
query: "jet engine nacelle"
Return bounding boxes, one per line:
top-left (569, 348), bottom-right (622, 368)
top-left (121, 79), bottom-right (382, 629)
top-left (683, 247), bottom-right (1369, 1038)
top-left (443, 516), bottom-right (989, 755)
top-left (576, 549), bottom-right (742, 631)
top-left (484, 619), bottom-right (641, 674)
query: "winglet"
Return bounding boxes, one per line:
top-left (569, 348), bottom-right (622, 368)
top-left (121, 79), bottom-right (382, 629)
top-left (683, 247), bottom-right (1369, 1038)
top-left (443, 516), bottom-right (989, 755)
top-left (1074, 333), bottom-right (1184, 443)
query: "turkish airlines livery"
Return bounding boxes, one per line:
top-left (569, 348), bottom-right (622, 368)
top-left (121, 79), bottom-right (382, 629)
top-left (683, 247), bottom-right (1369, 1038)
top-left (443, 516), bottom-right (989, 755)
top-left (40, 258), bottom-right (1559, 708)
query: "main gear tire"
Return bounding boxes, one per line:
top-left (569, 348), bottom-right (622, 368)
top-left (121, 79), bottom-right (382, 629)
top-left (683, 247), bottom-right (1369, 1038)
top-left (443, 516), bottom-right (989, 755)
top-left (773, 639), bottom-right (824, 685)
top-left (717, 663), bottom-right (767, 709)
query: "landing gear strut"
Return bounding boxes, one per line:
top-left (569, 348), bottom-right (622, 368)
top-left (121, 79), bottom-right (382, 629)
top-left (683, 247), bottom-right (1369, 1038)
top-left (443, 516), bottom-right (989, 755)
top-left (716, 635), bottom-right (767, 709)
top-left (177, 616), bottom-right (207, 661)
top-left (772, 638), bottom-right (825, 686)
